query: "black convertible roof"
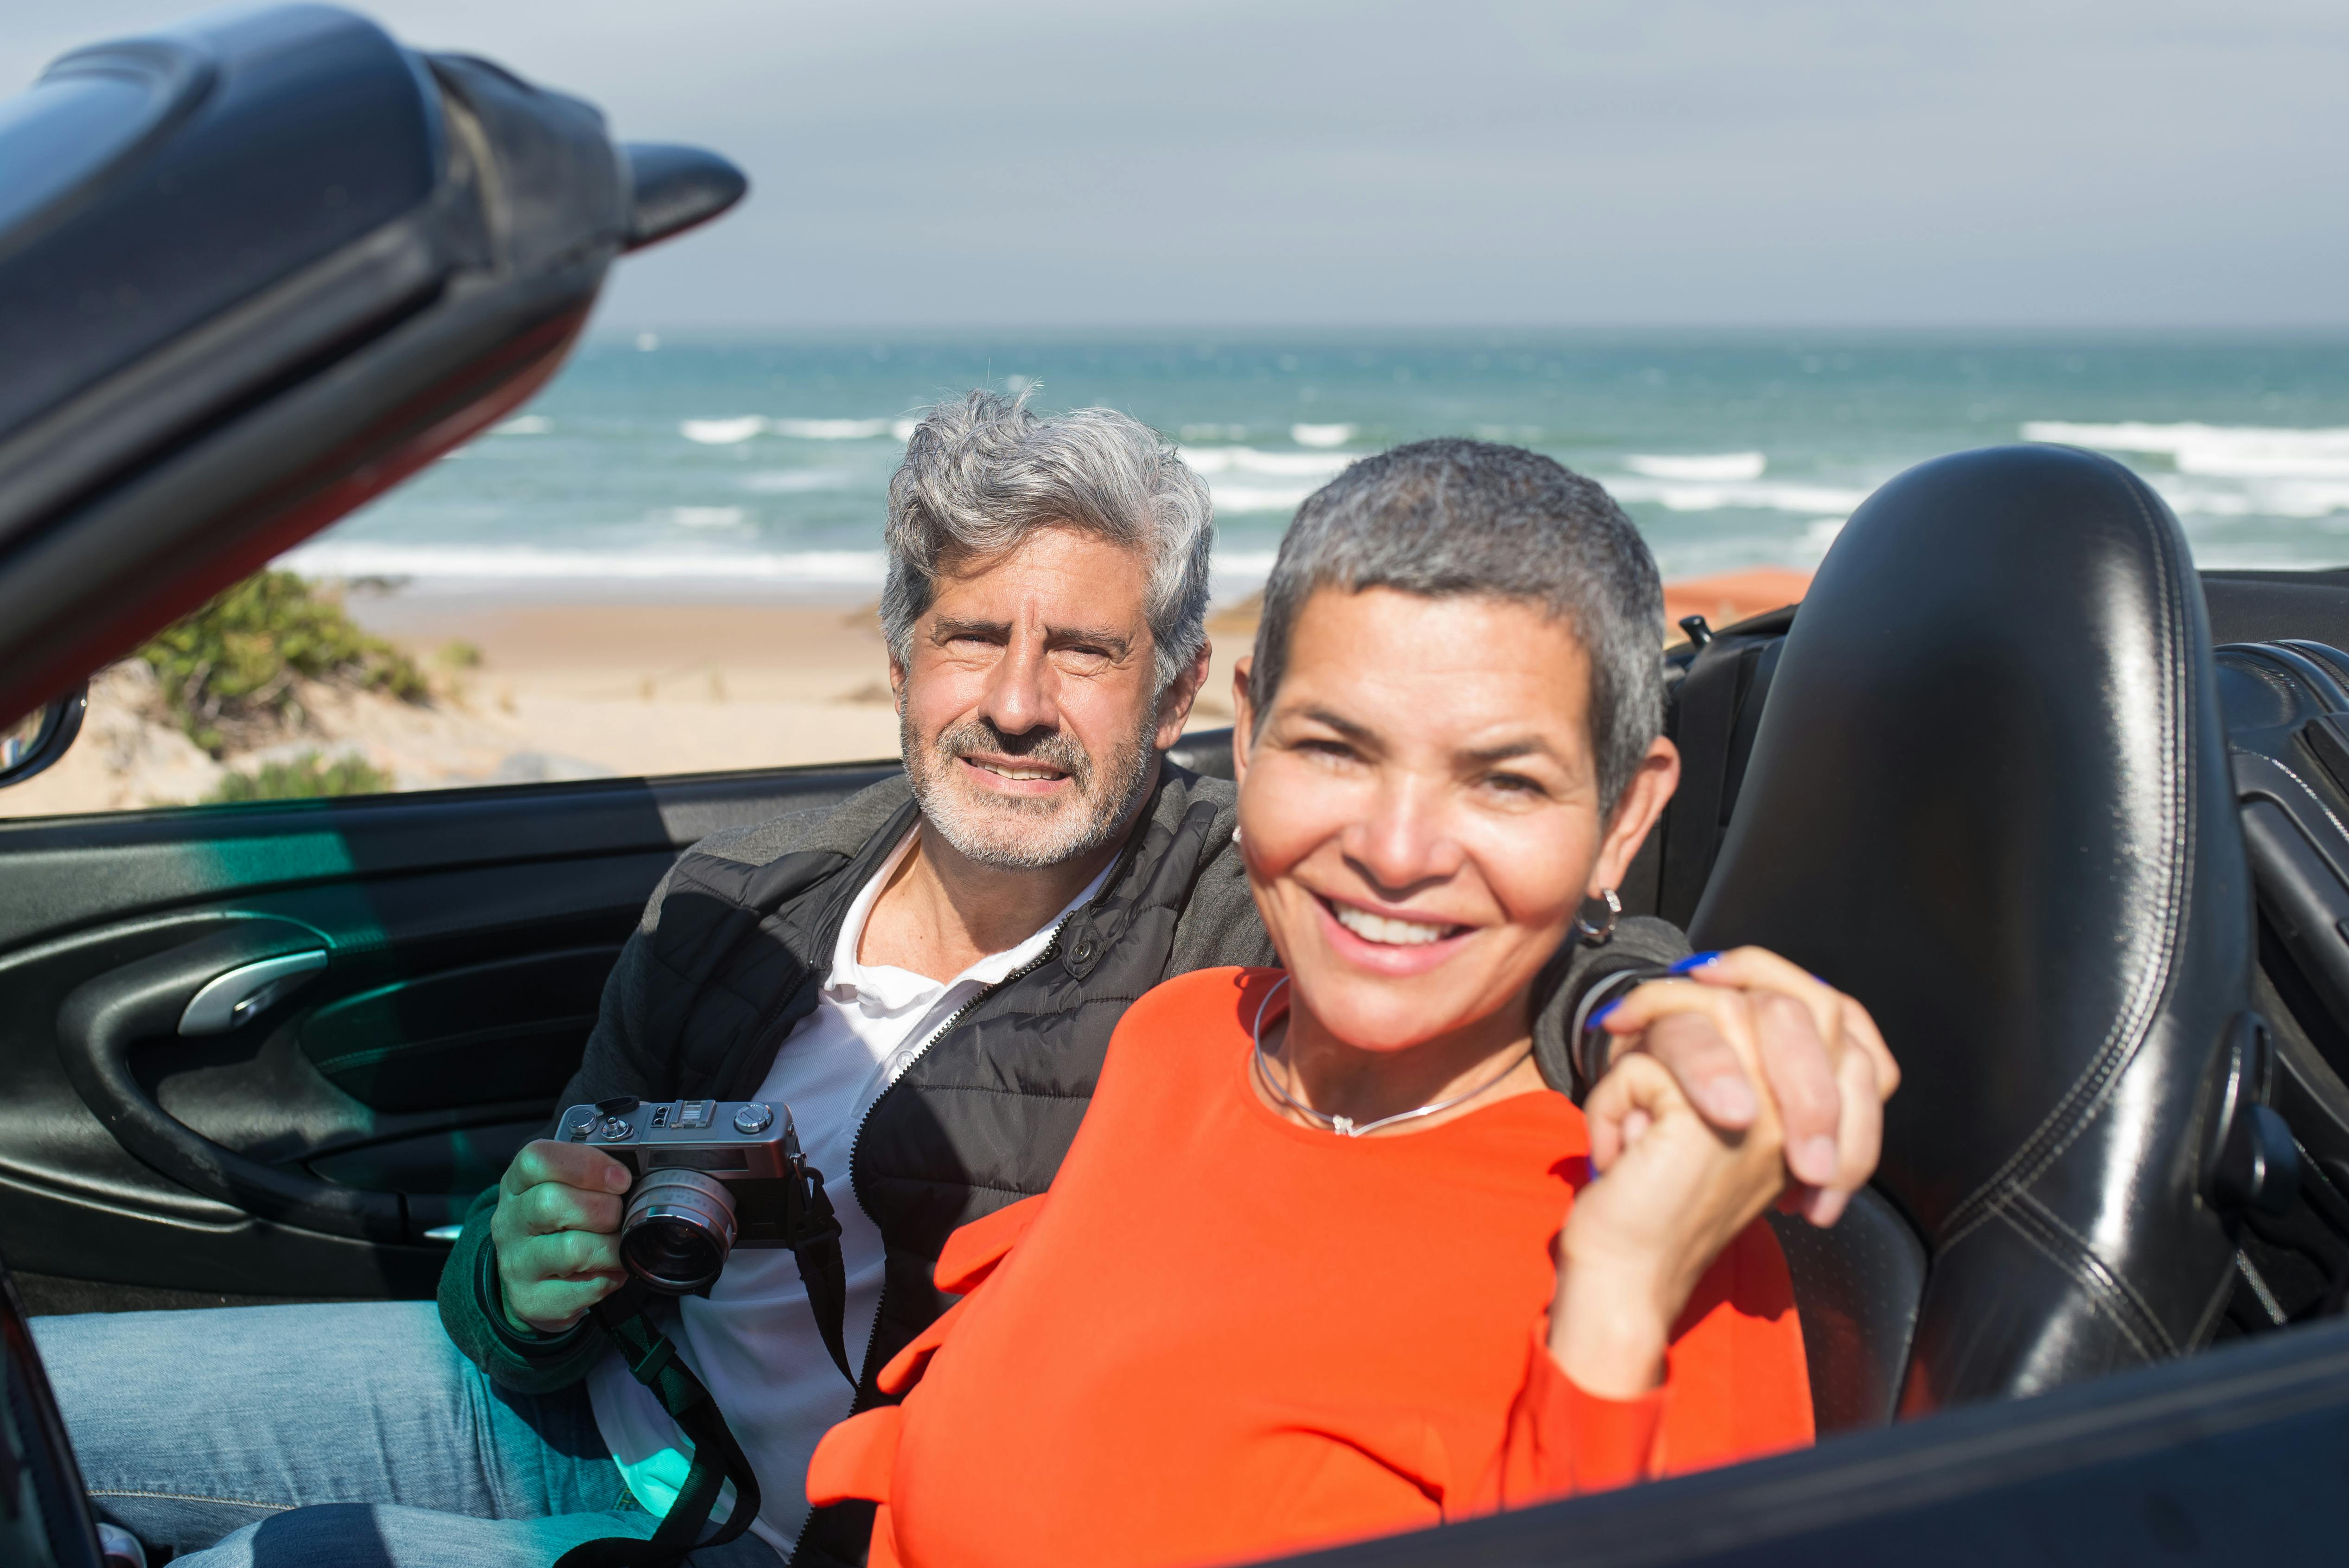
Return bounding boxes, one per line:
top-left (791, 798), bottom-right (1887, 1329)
top-left (0, 3), bottom-right (743, 726)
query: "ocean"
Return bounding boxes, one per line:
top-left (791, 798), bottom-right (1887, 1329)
top-left (282, 332), bottom-right (2349, 596)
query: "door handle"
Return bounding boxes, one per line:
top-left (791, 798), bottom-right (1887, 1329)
top-left (55, 920), bottom-right (406, 1244)
top-left (179, 950), bottom-right (328, 1035)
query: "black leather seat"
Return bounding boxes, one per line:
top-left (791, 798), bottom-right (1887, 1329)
top-left (1695, 444), bottom-right (2257, 1418)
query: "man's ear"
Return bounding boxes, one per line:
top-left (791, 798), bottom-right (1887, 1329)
top-left (1153, 637), bottom-right (1214, 751)
top-left (1230, 656), bottom-right (1255, 786)
top-left (887, 650), bottom-right (907, 717)
top-left (1590, 736), bottom-right (1679, 893)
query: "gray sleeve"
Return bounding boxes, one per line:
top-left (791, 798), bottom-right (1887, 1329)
top-left (1167, 832), bottom-right (1275, 975)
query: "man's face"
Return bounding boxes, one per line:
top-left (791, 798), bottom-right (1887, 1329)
top-left (894, 524), bottom-right (1201, 870)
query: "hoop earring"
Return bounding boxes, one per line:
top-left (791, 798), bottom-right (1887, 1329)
top-left (1572, 888), bottom-right (1621, 947)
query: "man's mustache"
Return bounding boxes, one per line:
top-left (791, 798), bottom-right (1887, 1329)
top-left (934, 719), bottom-right (1095, 794)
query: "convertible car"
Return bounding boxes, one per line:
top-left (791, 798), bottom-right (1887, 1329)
top-left (5, 9), bottom-right (2349, 1568)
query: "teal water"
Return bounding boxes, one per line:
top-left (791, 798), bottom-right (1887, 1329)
top-left (285, 333), bottom-right (2349, 592)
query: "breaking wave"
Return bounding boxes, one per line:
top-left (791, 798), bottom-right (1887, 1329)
top-left (678, 416), bottom-right (920, 446)
top-left (1181, 446), bottom-right (1356, 478)
top-left (1601, 477), bottom-right (1870, 515)
top-left (1209, 484), bottom-right (1318, 515)
top-left (680, 416), bottom-right (766, 446)
top-left (2025, 421), bottom-right (2349, 480)
top-left (1625, 452), bottom-right (1766, 482)
top-left (742, 469), bottom-right (857, 494)
top-left (1290, 423), bottom-right (1356, 448)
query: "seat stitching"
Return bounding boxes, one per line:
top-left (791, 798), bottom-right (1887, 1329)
top-left (87, 1489), bottom-right (295, 1512)
top-left (2012, 1190), bottom-right (2177, 1355)
top-left (1942, 475), bottom-right (2192, 1237)
top-left (1987, 1203), bottom-right (2159, 1364)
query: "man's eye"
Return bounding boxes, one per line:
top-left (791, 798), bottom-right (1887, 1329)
top-left (1483, 771), bottom-right (1546, 797)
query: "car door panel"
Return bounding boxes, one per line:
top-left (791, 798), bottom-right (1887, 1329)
top-left (0, 762), bottom-right (896, 1313)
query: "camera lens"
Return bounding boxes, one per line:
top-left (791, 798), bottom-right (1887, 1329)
top-left (620, 1168), bottom-right (738, 1294)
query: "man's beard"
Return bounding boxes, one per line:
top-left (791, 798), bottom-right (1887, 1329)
top-left (902, 704), bottom-right (1161, 871)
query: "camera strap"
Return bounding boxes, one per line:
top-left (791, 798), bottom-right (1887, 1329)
top-left (792, 1159), bottom-right (857, 1389)
top-left (553, 1282), bottom-right (762, 1568)
top-left (551, 1162), bottom-right (857, 1568)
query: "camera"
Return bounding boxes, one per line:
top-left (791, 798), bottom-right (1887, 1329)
top-left (561, 1096), bottom-right (819, 1295)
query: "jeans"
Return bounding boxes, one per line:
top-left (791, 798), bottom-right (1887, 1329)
top-left (32, 1300), bottom-right (784, 1568)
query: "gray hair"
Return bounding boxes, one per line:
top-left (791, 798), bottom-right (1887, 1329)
top-left (1249, 439), bottom-right (1666, 813)
top-left (881, 390), bottom-right (1214, 694)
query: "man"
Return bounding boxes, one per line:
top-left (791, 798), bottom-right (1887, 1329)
top-left (442, 393), bottom-right (1271, 1567)
top-left (37, 396), bottom-right (1887, 1568)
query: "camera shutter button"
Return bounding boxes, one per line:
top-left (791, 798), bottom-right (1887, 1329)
top-left (733, 1103), bottom-right (774, 1135)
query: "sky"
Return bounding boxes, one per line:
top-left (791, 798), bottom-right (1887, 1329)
top-left (6, 1), bottom-right (2347, 331)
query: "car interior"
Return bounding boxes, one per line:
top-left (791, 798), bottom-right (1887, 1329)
top-left (6, 7), bottom-right (2349, 1568)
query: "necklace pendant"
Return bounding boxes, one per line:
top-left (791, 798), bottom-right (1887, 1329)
top-left (1332, 1115), bottom-right (1358, 1138)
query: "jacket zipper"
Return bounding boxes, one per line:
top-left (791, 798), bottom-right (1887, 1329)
top-left (839, 913), bottom-right (1073, 1410)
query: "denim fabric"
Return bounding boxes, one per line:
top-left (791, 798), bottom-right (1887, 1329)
top-left (32, 1300), bottom-right (783, 1568)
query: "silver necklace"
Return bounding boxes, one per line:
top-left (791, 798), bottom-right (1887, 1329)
top-left (1250, 976), bottom-right (1532, 1138)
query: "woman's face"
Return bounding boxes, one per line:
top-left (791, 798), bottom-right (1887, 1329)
top-left (1233, 587), bottom-right (1676, 1053)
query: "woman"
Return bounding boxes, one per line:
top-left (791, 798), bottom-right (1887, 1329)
top-left (808, 440), bottom-right (1894, 1568)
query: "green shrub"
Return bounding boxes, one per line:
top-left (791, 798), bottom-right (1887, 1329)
top-left (205, 751), bottom-right (395, 803)
top-left (139, 571), bottom-right (428, 755)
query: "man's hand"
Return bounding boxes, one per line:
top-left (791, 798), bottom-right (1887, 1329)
top-left (489, 1140), bottom-right (632, 1335)
top-left (1590, 947), bottom-right (1897, 1227)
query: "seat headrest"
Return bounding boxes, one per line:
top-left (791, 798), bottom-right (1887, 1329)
top-left (1691, 443), bottom-right (2250, 1404)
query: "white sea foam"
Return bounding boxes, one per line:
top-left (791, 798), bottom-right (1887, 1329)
top-left (1802, 517), bottom-right (1847, 551)
top-left (279, 542), bottom-right (890, 585)
top-left (659, 507), bottom-right (749, 529)
top-left (742, 469), bottom-right (856, 494)
top-left (2024, 421), bottom-right (2349, 479)
top-left (1291, 423), bottom-right (1356, 448)
top-left (773, 417), bottom-right (898, 440)
top-left (492, 415), bottom-right (553, 436)
top-left (891, 418), bottom-right (920, 442)
top-left (681, 416), bottom-right (766, 445)
top-left (1180, 446), bottom-right (1355, 479)
top-left (1625, 452), bottom-right (1766, 483)
top-left (1601, 477), bottom-right (1870, 515)
top-left (1209, 484), bottom-right (1318, 515)
top-left (2153, 477), bottom-right (2349, 519)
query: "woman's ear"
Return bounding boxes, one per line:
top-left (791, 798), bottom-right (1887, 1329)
top-left (1230, 656), bottom-right (1255, 785)
top-left (1590, 737), bottom-right (1680, 893)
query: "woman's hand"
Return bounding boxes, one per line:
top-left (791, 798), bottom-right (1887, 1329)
top-left (1550, 994), bottom-right (1788, 1400)
top-left (1592, 947), bottom-right (1897, 1226)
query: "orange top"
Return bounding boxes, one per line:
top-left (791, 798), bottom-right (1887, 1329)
top-left (809, 968), bottom-right (1812, 1568)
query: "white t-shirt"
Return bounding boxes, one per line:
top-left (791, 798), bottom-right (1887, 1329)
top-left (587, 829), bottom-right (1111, 1554)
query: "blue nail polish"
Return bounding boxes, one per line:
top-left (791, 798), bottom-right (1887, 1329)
top-left (1589, 998), bottom-right (1624, 1028)
top-left (1668, 950), bottom-right (1722, 974)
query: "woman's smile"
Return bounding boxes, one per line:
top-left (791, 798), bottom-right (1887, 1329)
top-left (1311, 889), bottom-right (1479, 977)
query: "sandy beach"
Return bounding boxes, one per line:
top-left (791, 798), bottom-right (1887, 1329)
top-left (0, 568), bottom-right (1808, 820)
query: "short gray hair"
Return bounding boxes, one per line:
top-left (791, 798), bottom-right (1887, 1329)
top-left (1249, 439), bottom-right (1666, 812)
top-left (882, 390), bottom-right (1214, 693)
